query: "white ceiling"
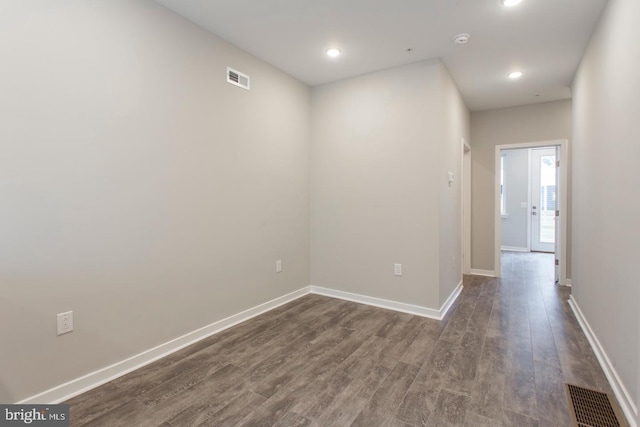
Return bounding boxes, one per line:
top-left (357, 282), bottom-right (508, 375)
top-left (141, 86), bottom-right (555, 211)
top-left (154, 0), bottom-right (607, 111)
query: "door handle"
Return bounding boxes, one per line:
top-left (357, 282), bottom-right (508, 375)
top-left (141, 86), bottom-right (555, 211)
top-left (532, 212), bottom-right (537, 215)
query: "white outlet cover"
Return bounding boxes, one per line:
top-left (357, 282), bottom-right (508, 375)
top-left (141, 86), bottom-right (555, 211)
top-left (394, 263), bottom-right (402, 276)
top-left (57, 311), bottom-right (74, 335)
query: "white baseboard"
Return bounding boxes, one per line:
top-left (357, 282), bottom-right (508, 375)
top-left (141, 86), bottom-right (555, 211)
top-left (439, 280), bottom-right (464, 319)
top-left (17, 286), bottom-right (312, 405)
top-left (18, 282), bottom-right (467, 406)
top-left (470, 269), bottom-right (496, 277)
top-left (568, 295), bottom-right (638, 427)
top-left (310, 280), bottom-right (463, 321)
top-left (500, 246), bottom-right (529, 252)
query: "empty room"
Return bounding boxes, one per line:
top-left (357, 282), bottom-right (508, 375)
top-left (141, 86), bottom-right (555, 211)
top-left (1, 0), bottom-right (638, 426)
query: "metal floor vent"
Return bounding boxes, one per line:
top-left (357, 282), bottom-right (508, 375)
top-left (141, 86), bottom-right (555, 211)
top-left (565, 383), bottom-right (627, 427)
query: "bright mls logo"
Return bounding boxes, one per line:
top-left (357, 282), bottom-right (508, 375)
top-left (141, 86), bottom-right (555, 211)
top-left (0, 405), bottom-right (69, 426)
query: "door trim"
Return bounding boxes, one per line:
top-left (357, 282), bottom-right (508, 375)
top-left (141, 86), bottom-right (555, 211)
top-left (462, 138), bottom-right (471, 275)
top-left (494, 139), bottom-right (568, 285)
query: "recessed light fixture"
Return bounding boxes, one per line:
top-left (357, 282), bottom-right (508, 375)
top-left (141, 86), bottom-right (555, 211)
top-left (326, 48), bottom-right (341, 57)
top-left (502, 0), bottom-right (522, 6)
top-left (508, 71), bottom-right (523, 79)
top-left (453, 33), bottom-right (471, 44)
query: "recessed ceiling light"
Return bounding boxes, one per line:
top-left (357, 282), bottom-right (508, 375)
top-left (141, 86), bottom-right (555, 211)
top-left (326, 48), bottom-right (341, 57)
top-left (508, 71), bottom-right (523, 79)
top-left (502, 0), bottom-right (522, 6)
top-left (453, 33), bottom-right (471, 44)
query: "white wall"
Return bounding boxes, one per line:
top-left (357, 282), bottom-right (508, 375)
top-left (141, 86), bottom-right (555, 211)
top-left (310, 60), bottom-right (469, 310)
top-left (470, 100), bottom-right (572, 274)
top-left (571, 0), bottom-right (640, 423)
top-left (439, 67), bottom-right (471, 306)
top-left (0, 0), bottom-right (310, 403)
top-left (500, 149), bottom-right (529, 250)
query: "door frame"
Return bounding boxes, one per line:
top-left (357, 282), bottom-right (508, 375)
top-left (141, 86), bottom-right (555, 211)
top-left (494, 139), bottom-right (568, 285)
top-left (462, 138), bottom-right (471, 275)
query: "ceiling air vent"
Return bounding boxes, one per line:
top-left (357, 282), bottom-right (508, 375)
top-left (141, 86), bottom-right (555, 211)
top-left (227, 67), bottom-right (250, 90)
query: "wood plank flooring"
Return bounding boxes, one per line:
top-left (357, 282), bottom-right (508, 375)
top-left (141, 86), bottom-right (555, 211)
top-left (66, 252), bottom-right (619, 426)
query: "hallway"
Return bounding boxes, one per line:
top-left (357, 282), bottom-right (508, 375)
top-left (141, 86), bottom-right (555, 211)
top-left (480, 251), bottom-right (616, 425)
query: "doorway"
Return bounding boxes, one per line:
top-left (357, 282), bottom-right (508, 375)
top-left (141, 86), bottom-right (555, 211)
top-left (494, 140), bottom-right (568, 285)
top-left (499, 146), bottom-right (557, 254)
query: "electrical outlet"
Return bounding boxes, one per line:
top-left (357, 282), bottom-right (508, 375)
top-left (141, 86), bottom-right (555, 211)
top-left (276, 260), bottom-right (282, 273)
top-left (57, 311), bottom-right (73, 335)
top-left (394, 263), bottom-right (402, 276)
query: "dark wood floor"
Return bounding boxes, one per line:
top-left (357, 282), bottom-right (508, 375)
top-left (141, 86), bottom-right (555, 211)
top-left (66, 252), bottom-right (618, 426)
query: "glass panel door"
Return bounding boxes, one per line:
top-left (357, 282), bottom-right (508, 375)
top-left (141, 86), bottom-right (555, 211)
top-left (531, 148), bottom-right (556, 252)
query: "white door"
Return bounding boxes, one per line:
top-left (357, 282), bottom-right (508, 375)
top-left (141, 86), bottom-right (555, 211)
top-left (554, 147), bottom-right (561, 284)
top-left (530, 148), bottom-right (556, 253)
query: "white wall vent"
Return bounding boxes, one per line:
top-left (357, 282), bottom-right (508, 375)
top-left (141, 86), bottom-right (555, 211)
top-left (227, 67), bottom-right (250, 90)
